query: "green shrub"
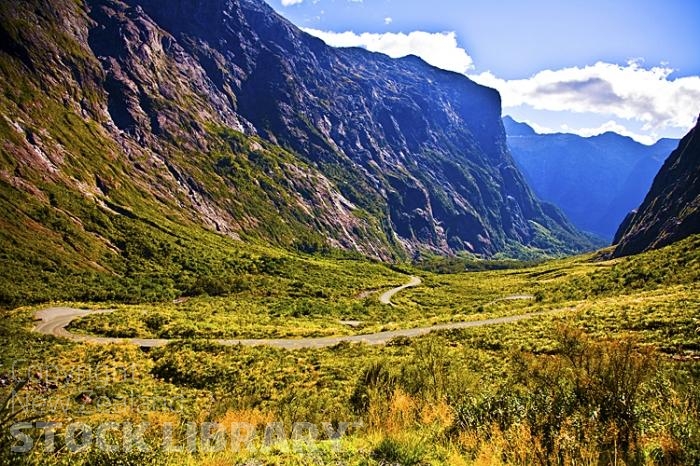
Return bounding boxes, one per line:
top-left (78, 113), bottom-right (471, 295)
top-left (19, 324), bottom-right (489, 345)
top-left (350, 361), bottom-right (398, 414)
top-left (372, 436), bottom-right (427, 466)
top-left (450, 326), bottom-right (659, 464)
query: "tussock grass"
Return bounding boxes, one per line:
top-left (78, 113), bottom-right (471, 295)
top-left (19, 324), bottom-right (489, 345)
top-left (1, 235), bottom-right (699, 464)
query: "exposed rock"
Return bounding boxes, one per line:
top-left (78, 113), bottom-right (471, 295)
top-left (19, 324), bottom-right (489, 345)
top-left (612, 117), bottom-right (700, 257)
top-left (0, 0), bottom-right (594, 264)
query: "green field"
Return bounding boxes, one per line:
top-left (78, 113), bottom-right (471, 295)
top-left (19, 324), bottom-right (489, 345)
top-left (1, 235), bottom-right (699, 465)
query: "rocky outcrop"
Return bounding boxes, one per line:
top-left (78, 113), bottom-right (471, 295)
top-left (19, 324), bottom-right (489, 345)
top-left (612, 118), bottom-right (700, 257)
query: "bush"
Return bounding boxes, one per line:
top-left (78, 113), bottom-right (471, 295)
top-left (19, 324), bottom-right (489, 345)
top-left (450, 326), bottom-right (659, 464)
top-left (372, 436), bottom-right (427, 466)
top-left (399, 338), bottom-right (455, 401)
top-left (350, 361), bottom-right (398, 414)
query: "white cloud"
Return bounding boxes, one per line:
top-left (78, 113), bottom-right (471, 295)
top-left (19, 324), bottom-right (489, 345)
top-left (301, 27), bottom-right (698, 142)
top-left (470, 61), bottom-right (700, 139)
top-left (384, 17), bottom-right (393, 25)
top-left (302, 29), bottom-right (474, 74)
top-left (281, 0), bottom-right (303, 6)
top-left (566, 121), bottom-right (657, 145)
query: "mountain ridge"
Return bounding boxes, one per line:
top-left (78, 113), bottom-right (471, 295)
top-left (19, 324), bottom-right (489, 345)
top-left (114, 0), bottom-right (597, 256)
top-left (0, 0), bottom-right (599, 304)
top-left (612, 117), bottom-right (700, 257)
top-left (503, 116), bottom-right (678, 240)
top-left (1, 0), bottom-right (594, 256)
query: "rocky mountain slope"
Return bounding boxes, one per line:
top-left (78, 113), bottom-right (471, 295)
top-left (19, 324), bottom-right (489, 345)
top-left (612, 117), bottom-right (700, 257)
top-left (0, 0), bottom-right (596, 303)
top-left (504, 116), bottom-right (678, 240)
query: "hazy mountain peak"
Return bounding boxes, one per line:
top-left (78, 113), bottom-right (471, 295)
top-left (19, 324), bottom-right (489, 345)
top-left (504, 121), bottom-right (679, 240)
top-left (502, 116), bottom-right (537, 136)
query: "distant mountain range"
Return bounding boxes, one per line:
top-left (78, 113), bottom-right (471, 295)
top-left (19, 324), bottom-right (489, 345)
top-left (613, 117), bottom-right (700, 257)
top-left (503, 116), bottom-right (679, 240)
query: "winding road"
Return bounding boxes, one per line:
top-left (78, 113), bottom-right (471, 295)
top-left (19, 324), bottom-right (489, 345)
top-left (33, 276), bottom-right (554, 350)
top-left (379, 275), bottom-right (422, 305)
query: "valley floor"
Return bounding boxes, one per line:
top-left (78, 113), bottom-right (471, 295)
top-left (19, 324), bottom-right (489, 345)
top-left (1, 235), bottom-right (699, 465)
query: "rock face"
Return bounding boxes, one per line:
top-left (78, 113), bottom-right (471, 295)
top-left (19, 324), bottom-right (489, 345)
top-left (0, 0), bottom-right (594, 264)
top-left (504, 116), bottom-right (678, 240)
top-left (612, 118), bottom-right (700, 257)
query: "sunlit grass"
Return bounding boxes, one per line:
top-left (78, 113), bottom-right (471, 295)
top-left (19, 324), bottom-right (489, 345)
top-left (2, 235), bottom-right (699, 464)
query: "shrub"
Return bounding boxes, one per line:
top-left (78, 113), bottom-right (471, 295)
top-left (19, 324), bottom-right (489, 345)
top-left (372, 436), bottom-right (427, 466)
top-left (399, 338), bottom-right (455, 401)
top-left (350, 361), bottom-right (398, 414)
top-left (450, 326), bottom-right (658, 464)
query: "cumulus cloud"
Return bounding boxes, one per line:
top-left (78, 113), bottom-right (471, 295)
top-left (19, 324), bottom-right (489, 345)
top-left (568, 121), bottom-right (659, 144)
top-left (470, 61), bottom-right (700, 137)
top-left (302, 29), bottom-right (474, 74)
top-left (301, 27), bottom-right (698, 141)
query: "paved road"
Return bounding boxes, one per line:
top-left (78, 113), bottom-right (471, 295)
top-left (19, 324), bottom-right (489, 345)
top-left (33, 277), bottom-right (560, 349)
top-left (379, 276), bottom-right (422, 305)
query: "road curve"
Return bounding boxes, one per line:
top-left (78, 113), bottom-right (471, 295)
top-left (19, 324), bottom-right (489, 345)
top-left (33, 306), bottom-right (568, 350)
top-left (379, 276), bottom-right (422, 305)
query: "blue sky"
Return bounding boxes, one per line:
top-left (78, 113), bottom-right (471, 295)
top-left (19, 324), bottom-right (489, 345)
top-left (268, 0), bottom-right (700, 144)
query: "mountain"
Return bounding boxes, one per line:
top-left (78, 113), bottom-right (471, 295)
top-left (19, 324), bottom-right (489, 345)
top-left (503, 116), bottom-right (678, 240)
top-left (114, 0), bottom-right (596, 257)
top-left (502, 116), bottom-right (537, 137)
top-left (612, 118), bottom-right (700, 257)
top-left (0, 0), bottom-right (597, 303)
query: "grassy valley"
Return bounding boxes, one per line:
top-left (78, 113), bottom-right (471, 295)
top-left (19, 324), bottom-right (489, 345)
top-left (1, 235), bottom-right (698, 465)
top-left (0, 1), bottom-right (698, 465)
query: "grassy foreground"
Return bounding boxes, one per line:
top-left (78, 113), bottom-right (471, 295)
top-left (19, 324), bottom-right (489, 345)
top-left (1, 235), bottom-right (699, 465)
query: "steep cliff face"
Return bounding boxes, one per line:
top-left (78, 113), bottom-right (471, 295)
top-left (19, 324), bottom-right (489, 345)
top-left (504, 116), bottom-right (677, 240)
top-left (0, 0), bottom-right (594, 276)
top-left (612, 118), bottom-right (700, 257)
top-left (120, 0), bottom-right (592, 256)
